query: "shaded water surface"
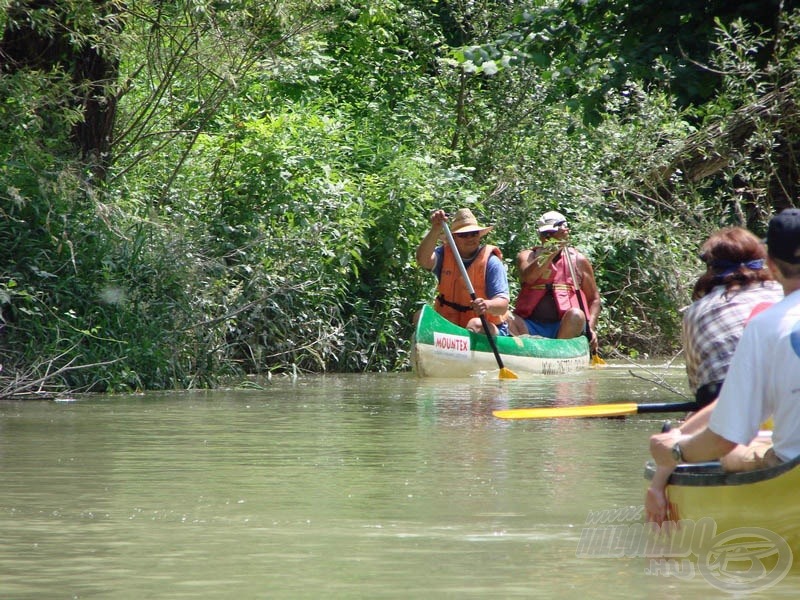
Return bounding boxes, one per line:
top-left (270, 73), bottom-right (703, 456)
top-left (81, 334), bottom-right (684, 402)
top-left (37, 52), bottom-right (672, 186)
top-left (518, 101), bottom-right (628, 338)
top-left (1, 364), bottom-right (797, 598)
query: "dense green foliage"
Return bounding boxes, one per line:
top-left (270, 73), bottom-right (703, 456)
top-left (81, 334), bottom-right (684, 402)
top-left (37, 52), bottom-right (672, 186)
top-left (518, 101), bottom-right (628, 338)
top-left (1, 1), bottom-right (799, 391)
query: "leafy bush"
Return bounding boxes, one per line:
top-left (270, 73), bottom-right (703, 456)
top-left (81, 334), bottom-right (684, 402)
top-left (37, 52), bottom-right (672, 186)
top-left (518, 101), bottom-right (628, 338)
top-left (2, 1), bottom-right (799, 391)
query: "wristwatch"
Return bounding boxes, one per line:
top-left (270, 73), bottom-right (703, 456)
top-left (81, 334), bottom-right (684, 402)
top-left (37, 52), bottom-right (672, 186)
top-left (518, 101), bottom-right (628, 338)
top-left (671, 442), bottom-right (684, 464)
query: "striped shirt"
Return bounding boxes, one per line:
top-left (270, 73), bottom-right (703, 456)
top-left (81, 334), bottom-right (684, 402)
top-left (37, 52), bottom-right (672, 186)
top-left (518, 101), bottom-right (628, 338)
top-left (682, 280), bottom-right (784, 394)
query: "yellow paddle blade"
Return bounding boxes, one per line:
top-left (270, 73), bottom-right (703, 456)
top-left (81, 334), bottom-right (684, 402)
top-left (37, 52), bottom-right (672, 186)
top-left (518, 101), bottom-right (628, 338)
top-left (499, 367), bottom-right (519, 380)
top-left (591, 354), bottom-right (608, 368)
top-left (493, 402), bottom-right (639, 420)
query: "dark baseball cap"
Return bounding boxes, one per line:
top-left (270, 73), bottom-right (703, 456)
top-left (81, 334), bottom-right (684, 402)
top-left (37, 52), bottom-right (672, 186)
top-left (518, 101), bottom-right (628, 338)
top-left (766, 208), bottom-right (800, 264)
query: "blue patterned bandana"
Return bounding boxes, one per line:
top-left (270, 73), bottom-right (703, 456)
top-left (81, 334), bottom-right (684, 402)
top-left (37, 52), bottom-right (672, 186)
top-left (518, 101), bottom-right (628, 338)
top-left (710, 258), bottom-right (765, 278)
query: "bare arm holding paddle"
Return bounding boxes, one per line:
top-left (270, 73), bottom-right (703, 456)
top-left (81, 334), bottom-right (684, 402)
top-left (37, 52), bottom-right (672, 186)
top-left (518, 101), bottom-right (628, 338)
top-left (516, 241), bottom-right (567, 285)
top-left (415, 209), bottom-right (447, 271)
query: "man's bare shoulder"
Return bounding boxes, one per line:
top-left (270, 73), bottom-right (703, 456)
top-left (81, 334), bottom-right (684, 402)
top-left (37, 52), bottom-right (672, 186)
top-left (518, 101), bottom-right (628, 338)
top-left (573, 249), bottom-right (594, 266)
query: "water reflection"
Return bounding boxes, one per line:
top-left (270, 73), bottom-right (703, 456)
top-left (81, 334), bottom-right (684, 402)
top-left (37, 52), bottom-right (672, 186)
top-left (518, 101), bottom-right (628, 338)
top-left (0, 366), bottom-right (796, 599)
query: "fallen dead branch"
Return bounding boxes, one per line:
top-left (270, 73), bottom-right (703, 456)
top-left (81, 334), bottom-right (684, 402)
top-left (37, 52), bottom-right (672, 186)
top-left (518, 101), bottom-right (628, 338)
top-left (0, 348), bottom-right (125, 400)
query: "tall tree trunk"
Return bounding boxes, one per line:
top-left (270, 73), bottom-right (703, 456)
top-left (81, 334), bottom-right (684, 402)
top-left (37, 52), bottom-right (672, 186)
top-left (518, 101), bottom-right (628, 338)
top-left (71, 43), bottom-right (119, 182)
top-left (0, 0), bottom-right (121, 182)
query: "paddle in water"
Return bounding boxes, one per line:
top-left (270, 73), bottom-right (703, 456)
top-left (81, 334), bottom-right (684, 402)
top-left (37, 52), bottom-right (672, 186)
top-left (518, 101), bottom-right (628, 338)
top-left (442, 222), bottom-right (518, 380)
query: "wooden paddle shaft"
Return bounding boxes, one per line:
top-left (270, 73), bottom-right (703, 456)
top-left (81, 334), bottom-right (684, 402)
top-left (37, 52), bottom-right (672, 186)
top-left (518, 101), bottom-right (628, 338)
top-left (562, 246), bottom-right (592, 342)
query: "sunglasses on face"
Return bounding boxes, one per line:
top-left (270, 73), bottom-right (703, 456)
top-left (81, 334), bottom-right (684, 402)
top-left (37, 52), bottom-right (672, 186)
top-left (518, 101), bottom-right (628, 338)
top-left (455, 231), bottom-right (481, 238)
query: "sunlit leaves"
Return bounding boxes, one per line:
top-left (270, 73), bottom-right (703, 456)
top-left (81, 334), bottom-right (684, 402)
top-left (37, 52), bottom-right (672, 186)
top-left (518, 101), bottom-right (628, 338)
top-left (2, 0), bottom-right (799, 384)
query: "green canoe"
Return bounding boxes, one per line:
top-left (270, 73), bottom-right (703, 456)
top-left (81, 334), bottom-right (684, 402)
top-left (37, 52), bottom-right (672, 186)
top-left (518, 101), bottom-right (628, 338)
top-left (411, 304), bottom-right (590, 378)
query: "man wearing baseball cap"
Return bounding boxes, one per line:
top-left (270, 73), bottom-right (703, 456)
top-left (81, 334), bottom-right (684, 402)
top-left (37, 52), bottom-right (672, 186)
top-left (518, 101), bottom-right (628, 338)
top-left (509, 210), bottom-right (601, 354)
top-left (646, 208), bottom-right (800, 525)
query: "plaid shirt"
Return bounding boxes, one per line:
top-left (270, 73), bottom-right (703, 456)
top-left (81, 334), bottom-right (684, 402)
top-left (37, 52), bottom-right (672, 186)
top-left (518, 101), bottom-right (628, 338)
top-left (682, 280), bottom-right (784, 393)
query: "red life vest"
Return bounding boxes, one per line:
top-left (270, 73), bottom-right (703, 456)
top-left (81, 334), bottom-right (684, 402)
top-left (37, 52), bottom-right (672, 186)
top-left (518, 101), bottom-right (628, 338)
top-left (435, 244), bottom-right (506, 328)
top-left (514, 248), bottom-right (588, 320)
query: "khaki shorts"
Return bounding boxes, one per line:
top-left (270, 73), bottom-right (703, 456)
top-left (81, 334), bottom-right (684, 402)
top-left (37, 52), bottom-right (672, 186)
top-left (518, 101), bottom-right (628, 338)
top-left (720, 438), bottom-right (782, 472)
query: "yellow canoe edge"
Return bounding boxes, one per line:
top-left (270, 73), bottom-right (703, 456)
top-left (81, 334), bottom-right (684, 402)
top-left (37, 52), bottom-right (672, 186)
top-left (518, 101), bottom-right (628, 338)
top-left (643, 453), bottom-right (800, 487)
top-left (643, 454), bottom-right (800, 552)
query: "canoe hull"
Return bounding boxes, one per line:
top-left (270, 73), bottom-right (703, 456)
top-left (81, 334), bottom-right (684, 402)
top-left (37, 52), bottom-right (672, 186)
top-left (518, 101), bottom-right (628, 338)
top-left (644, 458), bottom-right (800, 549)
top-left (412, 304), bottom-right (590, 378)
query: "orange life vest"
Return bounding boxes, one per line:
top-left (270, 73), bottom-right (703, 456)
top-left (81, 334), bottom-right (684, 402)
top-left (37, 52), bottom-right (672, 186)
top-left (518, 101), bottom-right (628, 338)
top-left (514, 248), bottom-right (588, 320)
top-left (435, 244), bottom-right (506, 328)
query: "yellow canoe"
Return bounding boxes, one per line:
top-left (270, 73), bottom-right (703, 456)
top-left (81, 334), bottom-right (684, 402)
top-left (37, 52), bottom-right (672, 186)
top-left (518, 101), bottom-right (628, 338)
top-left (644, 457), bottom-right (800, 550)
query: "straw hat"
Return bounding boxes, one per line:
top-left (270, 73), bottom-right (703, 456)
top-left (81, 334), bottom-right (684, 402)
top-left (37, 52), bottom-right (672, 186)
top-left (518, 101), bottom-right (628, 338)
top-left (450, 208), bottom-right (494, 236)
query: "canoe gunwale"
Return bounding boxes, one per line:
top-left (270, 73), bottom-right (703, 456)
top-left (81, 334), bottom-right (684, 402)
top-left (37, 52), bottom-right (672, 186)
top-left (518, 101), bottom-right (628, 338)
top-left (644, 454), bottom-right (800, 487)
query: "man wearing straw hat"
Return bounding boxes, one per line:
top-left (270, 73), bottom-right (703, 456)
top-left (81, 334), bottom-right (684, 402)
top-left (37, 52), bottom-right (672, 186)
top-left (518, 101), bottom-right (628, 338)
top-left (415, 208), bottom-right (510, 336)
